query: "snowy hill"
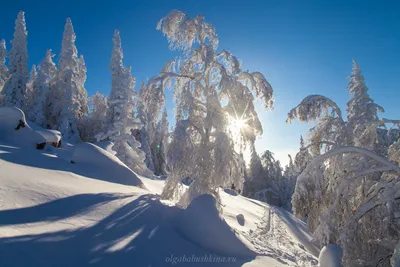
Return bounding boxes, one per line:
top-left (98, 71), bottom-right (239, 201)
top-left (0, 141), bottom-right (318, 267)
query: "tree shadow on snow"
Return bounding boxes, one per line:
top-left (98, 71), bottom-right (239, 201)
top-left (0, 194), bottom-right (256, 267)
top-left (0, 193), bottom-right (133, 226)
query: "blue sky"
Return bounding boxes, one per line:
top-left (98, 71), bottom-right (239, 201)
top-left (1, 0), bottom-right (399, 166)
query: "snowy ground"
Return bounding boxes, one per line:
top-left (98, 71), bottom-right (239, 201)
top-left (0, 141), bottom-right (319, 266)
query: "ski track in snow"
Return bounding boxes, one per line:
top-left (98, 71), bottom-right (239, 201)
top-left (0, 142), bottom-right (318, 267)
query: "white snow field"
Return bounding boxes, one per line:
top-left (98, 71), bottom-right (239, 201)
top-left (0, 118), bottom-right (319, 266)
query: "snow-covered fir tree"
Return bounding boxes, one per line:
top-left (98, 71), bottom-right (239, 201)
top-left (54, 18), bottom-right (89, 142)
top-left (294, 135), bottom-right (313, 173)
top-left (2, 11), bottom-right (28, 109)
top-left (97, 30), bottom-right (152, 177)
top-left (24, 65), bottom-right (37, 111)
top-left (0, 39), bottom-right (9, 99)
top-left (243, 144), bottom-right (264, 196)
top-left (79, 92), bottom-right (108, 142)
top-left (346, 60), bottom-right (384, 150)
top-left (157, 10), bottom-right (274, 207)
top-left (288, 61), bottom-right (400, 267)
top-left (28, 49), bottom-right (57, 127)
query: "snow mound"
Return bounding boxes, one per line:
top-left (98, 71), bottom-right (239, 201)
top-left (71, 142), bottom-right (145, 188)
top-left (318, 244), bottom-right (343, 267)
top-left (27, 120), bottom-right (62, 144)
top-left (177, 194), bottom-right (256, 258)
top-left (95, 140), bottom-right (116, 155)
top-left (0, 106), bottom-right (46, 148)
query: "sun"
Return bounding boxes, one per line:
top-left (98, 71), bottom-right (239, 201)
top-left (229, 118), bottom-right (246, 132)
top-left (227, 116), bottom-right (249, 147)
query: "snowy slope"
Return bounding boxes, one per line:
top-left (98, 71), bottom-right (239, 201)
top-left (0, 141), bottom-right (318, 267)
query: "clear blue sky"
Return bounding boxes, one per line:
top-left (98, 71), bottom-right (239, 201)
top-left (1, 0), bottom-right (399, 166)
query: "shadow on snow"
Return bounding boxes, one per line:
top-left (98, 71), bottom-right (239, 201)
top-left (0, 194), bottom-right (256, 267)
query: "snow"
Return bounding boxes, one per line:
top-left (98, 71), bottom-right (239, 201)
top-left (71, 142), bottom-right (145, 187)
top-left (0, 135), bottom-right (319, 266)
top-left (95, 140), bottom-right (116, 155)
top-left (178, 194), bottom-right (257, 258)
top-left (28, 120), bottom-right (62, 144)
top-left (318, 244), bottom-right (343, 267)
top-left (0, 106), bottom-right (46, 148)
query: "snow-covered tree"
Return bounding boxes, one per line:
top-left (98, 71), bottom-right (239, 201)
top-left (0, 39), bottom-right (9, 99)
top-left (294, 135), bottom-right (313, 173)
top-left (24, 64), bottom-right (37, 111)
top-left (28, 49), bottom-right (57, 127)
top-left (2, 11), bottom-right (28, 109)
top-left (79, 92), bottom-right (108, 142)
top-left (97, 30), bottom-right (152, 177)
top-left (135, 82), bottom-right (154, 171)
top-left (347, 60), bottom-right (384, 150)
top-left (136, 79), bottom-right (167, 173)
top-left (243, 145), bottom-right (264, 196)
top-left (157, 10), bottom-right (273, 207)
top-left (152, 108), bottom-right (169, 175)
top-left (54, 18), bottom-right (89, 142)
top-left (288, 62), bottom-right (400, 267)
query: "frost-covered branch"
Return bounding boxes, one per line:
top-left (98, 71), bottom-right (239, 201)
top-left (297, 146), bottom-right (400, 183)
top-left (287, 95), bottom-right (343, 123)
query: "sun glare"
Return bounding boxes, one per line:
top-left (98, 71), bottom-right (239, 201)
top-left (227, 116), bottom-right (249, 147)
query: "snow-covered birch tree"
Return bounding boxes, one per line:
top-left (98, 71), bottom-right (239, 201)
top-left (156, 10), bottom-right (273, 207)
top-left (2, 11), bottom-right (28, 109)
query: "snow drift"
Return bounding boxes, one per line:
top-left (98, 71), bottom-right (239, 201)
top-left (177, 194), bottom-right (257, 258)
top-left (71, 142), bottom-right (145, 188)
